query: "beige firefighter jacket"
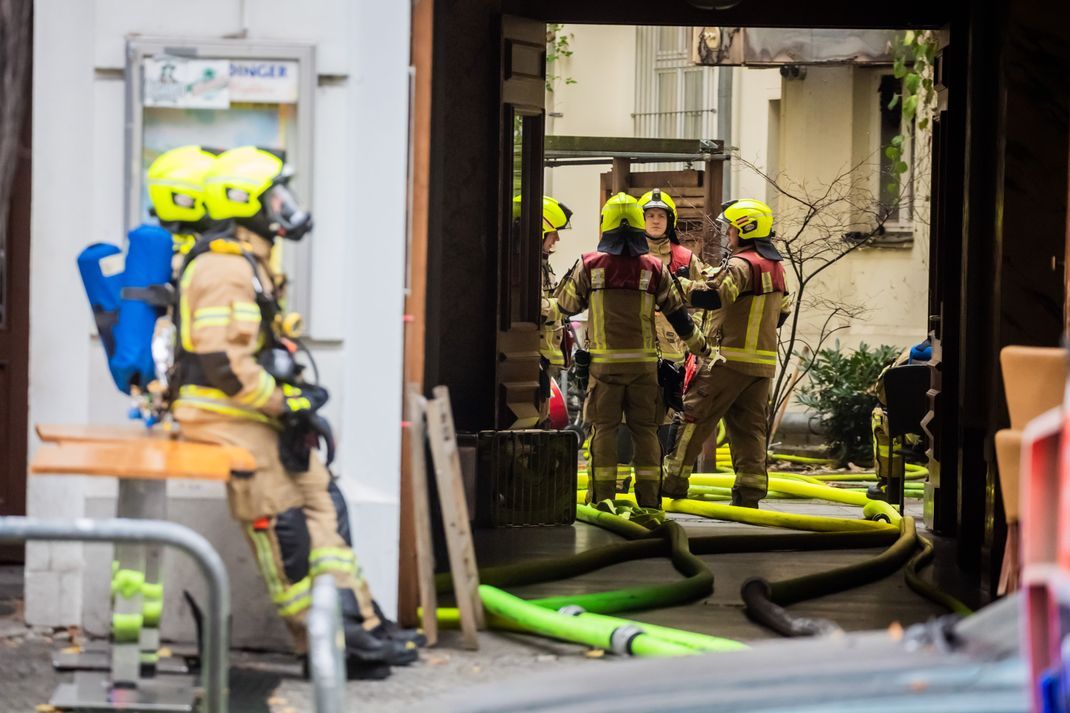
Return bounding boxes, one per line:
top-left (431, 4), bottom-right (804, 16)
top-left (555, 249), bottom-right (700, 375)
top-left (540, 258), bottom-right (566, 367)
top-left (172, 234), bottom-right (285, 424)
top-left (647, 237), bottom-right (709, 363)
top-left (698, 247), bottom-right (791, 378)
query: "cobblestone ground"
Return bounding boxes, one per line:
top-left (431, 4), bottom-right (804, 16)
top-left (264, 630), bottom-right (607, 713)
top-left (0, 562), bottom-right (608, 712)
top-left (0, 623), bottom-right (605, 712)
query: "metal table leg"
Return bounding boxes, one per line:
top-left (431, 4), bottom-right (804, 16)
top-left (112, 483), bottom-right (147, 686)
top-left (133, 481), bottom-right (167, 676)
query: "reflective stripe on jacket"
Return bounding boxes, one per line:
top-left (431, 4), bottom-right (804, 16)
top-left (172, 238), bottom-right (283, 422)
top-left (703, 247), bottom-right (788, 378)
top-left (648, 238), bottom-right (705, 363)
top-left (540, 259), bottom-right (565, 367)
top-left (555, 250), bottom-right (687, 373)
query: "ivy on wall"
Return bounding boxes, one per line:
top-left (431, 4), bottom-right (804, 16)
top-left (545, 24), bottom-right (576, 92)
top-left (884, 30), bottom-right (937, 196)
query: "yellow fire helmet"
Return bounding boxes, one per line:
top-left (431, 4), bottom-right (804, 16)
top-left (146, 145), bottom-right (218, 228)
top-left (512, 195), bottom-right (574, 237)
top-left (600, 192), bottom-right (645, 234)
top-left (598, 192), bottom-right (649, 256)
top-left (717, 198), bottom-right (774, 240)
top-left (638, 188), bottom-right (678, 228)
top-left (204, 146), bottom-right (313, 241)
top-left (639, 187), bottom-right (680, 243)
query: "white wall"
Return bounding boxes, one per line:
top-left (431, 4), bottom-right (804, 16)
top-left (29, 0), bottom-right (410, 646)
top-left (775, 66), bottom-right (931, 359)
top-left (545, 24), bottom-right (636, 277)
top-left (730, 67), bottom-right (782, 202)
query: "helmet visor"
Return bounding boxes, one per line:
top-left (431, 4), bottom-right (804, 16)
top-left (714, 212), bottom-right (731, 239)
top-left (262, 183), bottom-right (312, 240)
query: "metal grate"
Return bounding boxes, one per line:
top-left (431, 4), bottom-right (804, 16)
top-left (475, 430), bottom-right (578, 527)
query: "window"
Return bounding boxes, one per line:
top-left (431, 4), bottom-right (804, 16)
top-left (634, 27), bottom-right (718, 144)
top-left (877, 73), bottom-right (910, 228)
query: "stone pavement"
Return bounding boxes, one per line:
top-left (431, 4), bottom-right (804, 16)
top-left (0, 499), bottom-right (968, 711)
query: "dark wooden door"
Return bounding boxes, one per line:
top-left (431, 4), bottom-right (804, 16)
top-left (0, 102), bottom-right (31, 562)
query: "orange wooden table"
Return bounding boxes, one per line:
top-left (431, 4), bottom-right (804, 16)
top-left (30, 423), bottom-right (254, 710)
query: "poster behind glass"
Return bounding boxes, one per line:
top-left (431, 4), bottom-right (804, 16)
top-left (139, 56), bottom-right (301, 226)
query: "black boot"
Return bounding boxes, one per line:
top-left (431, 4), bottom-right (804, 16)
top-left (371, 601), bottom-right (428, 647)
top-left (866, 482), bottom-right (889, 501)
top-left (730, 490), bottom-right (760, 509)
top-left (301, 654), bottom-right (392, 681)
top-left (587, 479), bottom-right (617, 505)
top-left (339, 590), bottom-right (418, 665)
top-left (634, 480), bottom-right (662, 510)
top-left (346, 659), bottom-right (393, 680)
top-left (661, 475), bottom-right (690, 500)
top-left (344, 621), bottom-right (419, 666)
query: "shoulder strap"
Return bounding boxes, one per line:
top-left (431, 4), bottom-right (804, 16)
top-left (669, 244), bottom-right (693, 275)
top-left (732, 250), bottom-right (786, 296)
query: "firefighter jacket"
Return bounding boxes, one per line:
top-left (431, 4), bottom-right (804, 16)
top-left (540, 258), bottom-right (566, 368)
top-left (555, 249), bottom-right (702, 374)
top-left (647, 237), bottom-right (707, 363)
top-left (698, 246), bottom-right (790, 378)
top-left (172, 234), bottom-right (285, 424)
top-left (870, 347), bottom-right (913, 406)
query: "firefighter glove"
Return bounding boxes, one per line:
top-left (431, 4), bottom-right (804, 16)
top-left (281, 383), bottom-right (329, 414)
top-left (279, 409), bottom-right (336, 472)
top-left (683, 330), bottom-right (711, 358)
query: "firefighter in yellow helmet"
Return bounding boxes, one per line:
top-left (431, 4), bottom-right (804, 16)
top-left (555, 193), bottom-right (708, 507)
top-left (171, 146), bottom-right (420, 678)
top-left (638, 188), bottom-right (711, 364)
top-left (515, 195), bottom-right (574, 423)
top-left (110, 145), bottom-right (222, 676)
top-left (662, 198), bottom-right (791, 507)
top-left (146, 145), bottom-right (220, 271)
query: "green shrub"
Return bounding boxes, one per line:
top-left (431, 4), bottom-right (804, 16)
top-left (796, 342), bottom-right (900, 467)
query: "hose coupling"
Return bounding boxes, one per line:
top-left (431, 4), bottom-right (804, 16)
top-left (609, 624), bottom-right (643, 655)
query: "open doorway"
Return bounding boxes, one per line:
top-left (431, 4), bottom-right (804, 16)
top-left (424, 18), bottom-right (952, 644)
top-left (542, 25), bottom-right (933, 451)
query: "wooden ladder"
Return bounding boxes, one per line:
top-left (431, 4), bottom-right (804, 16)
top-left (407, 385), bottom-right (484, 650)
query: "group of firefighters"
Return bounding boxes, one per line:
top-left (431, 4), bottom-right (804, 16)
top-left (135, 137), bottom-right (806, 682)
top-left (145, 145), bottom-right (422, 680)
top-left (538, 190), bottom-right (791, 511)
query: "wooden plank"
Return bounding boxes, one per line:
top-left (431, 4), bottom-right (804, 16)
top-left (35, 423), bottom-right (256, 473)
top-left (36, 423), bottom-right (167, 443)
top-left (426, 386), bottom-right (484, 649)
top-left (628, 169), bottom-right (703, 188)
top-left (611, 157), bottom-right (631, 194)
top-left (407, 385), bottom-right (439, 646)
top-left (30, 441), bottom-right (239, 481)
top-left (704, 157), bottom-right (724, 246)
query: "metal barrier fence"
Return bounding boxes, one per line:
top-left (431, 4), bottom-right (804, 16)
top-left (0, 517), bottom-right (231, 713)
top-left (307, 574), bottom-right (347, 713)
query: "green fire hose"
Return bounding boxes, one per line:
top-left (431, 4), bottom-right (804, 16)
top-left (478, 585), bottom-right (741, 656)
top-left (436, 440), bottom-right (961, 653)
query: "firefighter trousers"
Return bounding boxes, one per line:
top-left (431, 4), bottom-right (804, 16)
top-left (663, 362), bottom-right (770, 503)
top-left (584, 367), bottom-right (662, 507)
top-left (871, 406), bottom-right (904, 494)
top-left (180, 417), bottom-right (379, 654)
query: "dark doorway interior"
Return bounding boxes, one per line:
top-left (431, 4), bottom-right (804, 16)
top-left (0, 52), bottom-right (32, 564)
top-left (418, 0), bottom-right (1070, 611)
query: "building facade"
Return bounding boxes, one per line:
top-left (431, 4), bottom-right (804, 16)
top-left (546, 25), bottom-right (930, 367)
top-left (28, 0), bottom-right (411, 648)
